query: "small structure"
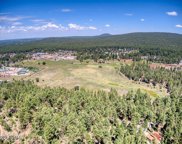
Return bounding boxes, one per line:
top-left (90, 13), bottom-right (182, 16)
top-left (98, 59), bottom-right (105, 63)
top-left (144, 131), bottom-right (162, 144)
top-left (144, 131), bottom-right (154, 141)
top-left (179, 60), bottom-right (182, 65)
top-left (0, 66), bottom-right (8, 72)
top-left (17, 68), bottom-right (29, 75)
top-left (141, 56), bottom-right (149, 60)
top-left (149, 64), bottom-right (160, 69)
top-left (150, 63), bottom-right (182, 70)
top-left (152, 131), bottom-right (162, 142)
top-left (0, 66), bottom-right (30, 77)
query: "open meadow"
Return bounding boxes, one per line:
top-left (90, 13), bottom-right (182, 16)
top-left (4, 59), bottom-right (168, 97)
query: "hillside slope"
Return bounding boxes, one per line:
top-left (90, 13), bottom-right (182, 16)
top-left (0, 32), bottom-right (182, 53)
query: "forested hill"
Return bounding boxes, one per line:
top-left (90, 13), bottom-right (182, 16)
top-left (0, 32), bottom-right (182, 53)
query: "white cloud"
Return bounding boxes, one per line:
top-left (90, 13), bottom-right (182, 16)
top-left (68, 23), bottom-right (84, 30)
top-left (25, 23), bottom-right (60, 31)
top-left (176, 24), bottom-right (182, 28)
top-left (0, 22), bottom-right (96, 33)
top-left (0, 16), bottom-right (23, 21)
top-left (0, 22), bottom-right (67, 33)
top-left (12, 22), bottom-right (22, 26)
top-left (140, 18), bottom-right (145, 22)
top-left (88, 26), bottom-right (97, 30)
top-left (31, 23), bottom-right (68, 31)
top-left (68, 23), bottom-right (97, 30)
top-left (105, 24), bottom-right (110, 27)
top-left (166, 11), bottom-right (178, 16)
top-left (0, 16), bottom-right (31, 23)
top-left (59, 24), bottom-right (69, 30)
top-left (6, 26), bottom-right (27, 32)
top-left (124, 13), bottom-right (133, 16)
top-left (61, 9), bottom-right (72, 12)
top-left (41, 22), bottom-right (59, 29)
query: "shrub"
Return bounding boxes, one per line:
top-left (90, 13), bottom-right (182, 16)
top-left (42, 61), bottom-right (46, 65)
top-left (74, 86), bottom-right (80, 91)
top-left (36, 78), bottom-right (39, 82)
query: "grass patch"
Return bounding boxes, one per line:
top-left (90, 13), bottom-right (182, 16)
top-left (0, 117), bottom-right (11, 131)
top-left (6, 59), bottom-right (167, 97)
top-left (26, 66), bottom-right (39, 72)
top-left (142, 89), bottom-right (159, 97)
top-left (108, 82), bottom-right (119, 86)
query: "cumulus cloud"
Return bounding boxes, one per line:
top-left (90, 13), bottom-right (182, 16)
top-left (61, 9), bottom-right (72, 12)
top-left (0, 22), bottom-right (97, 33)
top-left (68, 23), bottom-right (97, 30)
top-left (105, 24), bottom-right (110, 27)
top-left (68, 23), bottom-right (83, 30)
top-left (41, 22), bottom-right (59, 29)
top-left (166, 11), bottom-right (178, 16)
top-left (31, 23), bottom-right (68, 31)
top-left (0, 22), bottom-right (68, 33)
top-left (22, 23), bottom-right (61, 31)
top-left (176, 24), bottom-right (182, 28)
top-left (88, 26), bottom-right (97, 30)
top-left (140, 18), bottom-right (145, 22)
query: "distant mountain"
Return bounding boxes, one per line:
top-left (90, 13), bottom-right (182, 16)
top-left (98, 33), bottom-right (112, 37)
top-left (0, 32), bottom-right (182, 53)
top-left (0, 38), bottom-right (42, 46)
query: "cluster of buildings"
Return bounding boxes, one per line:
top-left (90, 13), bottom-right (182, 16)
top-left (0, 50), bottom-right (77, 78)
top-left (31, 50), bottom-right (76, 61)
top-left (150, 62), bottom-right (182, 70)
top-left (0, 66), bottom-right (29, 77)
top-left (103, 48), bottom-right (138, 59)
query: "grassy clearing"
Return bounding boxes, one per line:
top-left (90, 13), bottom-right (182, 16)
top-left (5, 60), bottom-right (167, 97)
top-left (142, 89), bottom-right (159, 97)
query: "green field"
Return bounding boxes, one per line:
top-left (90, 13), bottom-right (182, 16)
top-left (8, 60), bottom-right (167, 97)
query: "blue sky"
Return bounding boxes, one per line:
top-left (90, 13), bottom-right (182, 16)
top-left (0, 0), bottom-right (182, 40)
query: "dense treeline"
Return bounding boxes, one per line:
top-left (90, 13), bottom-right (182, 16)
top-left (76, 47), bottom-right (182, 63)
top-left (76, 47), bottom-right (137, 62)
top-left (0, 32), bottom-right (182, 63)
top-left (119, 62), bottom-right (182, 143)
top-left (0, 79), bottom-right (181, 143)
top-left (1, 33), bottom-right (182, 53)
top-left (0, 53), bottom-right (27, 66)
top-left (120, 62), bottom-right (182, 92)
